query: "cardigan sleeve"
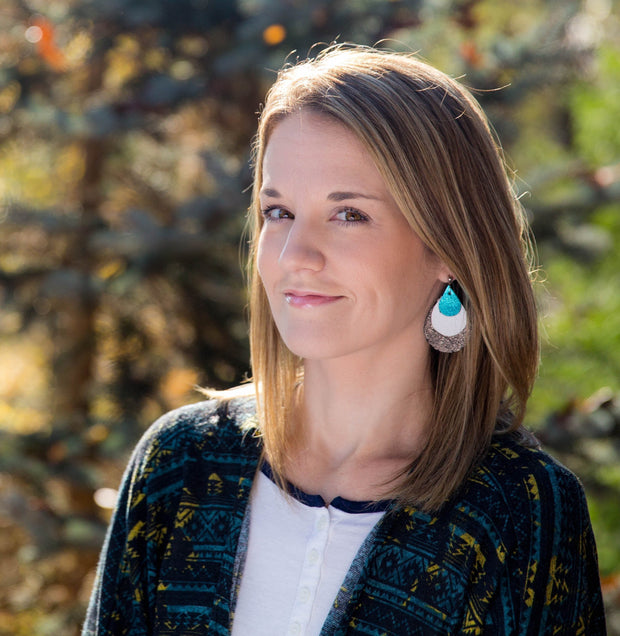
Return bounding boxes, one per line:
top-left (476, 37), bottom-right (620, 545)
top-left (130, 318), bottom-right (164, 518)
top-left (81, 406), bottom-right (202, 636)
top-left (480, 457), bottom-right (606, 635)
top-left (82, 424), bottom-right (165, 636)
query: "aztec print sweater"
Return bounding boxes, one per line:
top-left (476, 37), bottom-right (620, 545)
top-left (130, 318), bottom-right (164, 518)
top-left (83, 398), bottom-right (606, 635)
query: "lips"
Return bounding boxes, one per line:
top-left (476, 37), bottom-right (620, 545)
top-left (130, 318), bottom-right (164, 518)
top-left (283, 290), bottom-right (344, 307)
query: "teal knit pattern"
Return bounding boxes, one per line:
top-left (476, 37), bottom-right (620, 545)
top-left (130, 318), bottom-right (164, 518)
top-left (83, 398), bottom-right (606, 635)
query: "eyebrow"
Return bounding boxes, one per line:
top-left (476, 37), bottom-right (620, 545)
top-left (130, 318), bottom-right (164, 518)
top-left (260, 187), bottom-right (381, 202)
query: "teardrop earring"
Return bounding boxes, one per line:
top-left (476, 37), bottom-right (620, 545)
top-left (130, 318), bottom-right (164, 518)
top-left (423, 279), bottom-right (469, 353)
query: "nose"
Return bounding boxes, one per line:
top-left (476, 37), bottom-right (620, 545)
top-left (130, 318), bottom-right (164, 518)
top-left (278, 219), bottom-right (325, 272)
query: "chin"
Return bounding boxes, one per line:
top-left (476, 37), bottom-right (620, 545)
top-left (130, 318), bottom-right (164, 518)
top-left (280, 335), bottom-right (346, 361)
top-left (281, 334), bottom-right (373, 363)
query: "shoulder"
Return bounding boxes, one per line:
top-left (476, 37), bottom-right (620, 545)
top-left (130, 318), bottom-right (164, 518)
top-left (450, 433), bottom-right (589, 550)
top-left (376, 437), bottom-right (603, 632)
top-left (131, 396), bottom-right (260, 474)
top-left (467, 433), bottom-right (584, 509)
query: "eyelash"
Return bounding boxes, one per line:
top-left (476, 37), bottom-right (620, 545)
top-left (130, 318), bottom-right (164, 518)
top-left (261, 205), bottom-right (292, 223)
top-left (334, 207), bottom-right (370, 225)
top-left (261, 205), bottom-right (370, 226)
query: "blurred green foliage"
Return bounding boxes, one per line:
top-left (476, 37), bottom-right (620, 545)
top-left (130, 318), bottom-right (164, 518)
top-left (0, 0), bottom-right (619, 633)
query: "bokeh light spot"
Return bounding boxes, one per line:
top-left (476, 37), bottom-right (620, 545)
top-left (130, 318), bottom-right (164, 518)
top-left (94, 488), bottom-right (119, 510)
top-left (263, 24), bottom-right (286, 46)
top-left (25, 25), bottom-right (43, 44)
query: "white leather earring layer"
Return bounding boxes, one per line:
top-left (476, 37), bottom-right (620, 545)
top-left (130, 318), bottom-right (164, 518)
top-left (424, 280), bottom-right (468, 353)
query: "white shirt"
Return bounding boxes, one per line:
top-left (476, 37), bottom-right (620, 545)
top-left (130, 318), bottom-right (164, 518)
top-left (231, 467), bottom-right (387, 636)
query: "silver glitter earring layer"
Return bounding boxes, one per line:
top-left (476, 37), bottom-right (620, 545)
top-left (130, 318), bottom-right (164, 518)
top-left (424, 281), bottom-right (468, 353)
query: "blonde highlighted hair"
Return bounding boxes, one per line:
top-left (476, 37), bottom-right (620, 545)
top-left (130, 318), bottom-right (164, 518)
top-left (247, 44), bottom-right (539, 512)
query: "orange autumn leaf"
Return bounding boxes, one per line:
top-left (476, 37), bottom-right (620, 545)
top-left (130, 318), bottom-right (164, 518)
top-left (32, 17), bottom-right (67, 71)
top-left (459, 40), bottom-right (484, 68)
top-left (601, 572), bottom-right (620, 600)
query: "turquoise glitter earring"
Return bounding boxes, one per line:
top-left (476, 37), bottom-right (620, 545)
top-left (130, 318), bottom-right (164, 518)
top-left (423, 279), bottom-right (468, 353)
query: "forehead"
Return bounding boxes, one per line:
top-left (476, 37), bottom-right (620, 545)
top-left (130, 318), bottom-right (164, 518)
top-left (261, 111), bottom-right (384, 189)
top-left (265, 110), bottom-right (362, 153)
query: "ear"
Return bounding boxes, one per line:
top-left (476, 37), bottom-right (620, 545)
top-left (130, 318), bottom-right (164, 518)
top-left (437, 262), bottom-right (453, 285)
top-left (424, 246), bottom-right (454, 284)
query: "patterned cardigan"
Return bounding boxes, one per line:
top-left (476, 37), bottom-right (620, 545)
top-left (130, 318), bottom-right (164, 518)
top-left (83, 398), bottom-right (606, 635)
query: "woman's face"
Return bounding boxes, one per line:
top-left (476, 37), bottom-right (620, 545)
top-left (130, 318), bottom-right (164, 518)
top-left (257, 111), bottom-right (448, 363)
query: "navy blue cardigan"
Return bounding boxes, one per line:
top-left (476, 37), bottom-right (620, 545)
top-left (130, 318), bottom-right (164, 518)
top-left (83, 398), bottom-right (606, 635)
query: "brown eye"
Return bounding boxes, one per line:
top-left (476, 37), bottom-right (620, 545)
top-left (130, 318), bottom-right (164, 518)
top-left (262, 206), bottom-right (293, 221)
top-left (336, 208), bottom-right (369, 223)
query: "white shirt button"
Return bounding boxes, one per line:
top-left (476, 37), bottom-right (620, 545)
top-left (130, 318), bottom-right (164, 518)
top-left (299, 586), bottom-right (311, 603)
top-left (289, 621), bottom-right (301, 635)
top-left (308, 548), bottom-right (320, 565)
top-left (317, 514), bottom-right (328, 531)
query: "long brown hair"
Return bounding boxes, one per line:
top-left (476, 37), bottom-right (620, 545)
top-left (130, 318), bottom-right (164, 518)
top-left (247, 44), bottom-right (539, 512)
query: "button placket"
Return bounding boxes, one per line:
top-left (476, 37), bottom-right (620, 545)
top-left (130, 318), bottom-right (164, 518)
top-left (287, 507), bottom-right (331, 634)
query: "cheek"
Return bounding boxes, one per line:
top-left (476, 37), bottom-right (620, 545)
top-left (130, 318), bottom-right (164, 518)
top-left (385, 242), bottom-right (438, 301)
top-left (256, 231), bottom-right (277, 290)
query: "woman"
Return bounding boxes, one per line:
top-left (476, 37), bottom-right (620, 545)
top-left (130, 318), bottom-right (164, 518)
top-left (83, 45), bottom-right (606, 635)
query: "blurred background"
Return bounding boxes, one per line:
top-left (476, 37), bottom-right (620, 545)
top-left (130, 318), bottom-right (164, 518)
top-left (0, 0), bottom-right (619, 633)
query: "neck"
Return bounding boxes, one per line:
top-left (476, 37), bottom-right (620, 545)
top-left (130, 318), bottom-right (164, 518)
top-left (298, 345), bottom-right (434, 468)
